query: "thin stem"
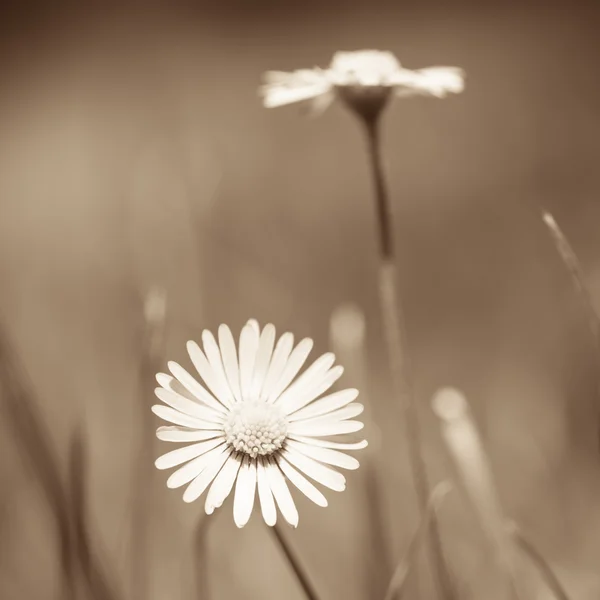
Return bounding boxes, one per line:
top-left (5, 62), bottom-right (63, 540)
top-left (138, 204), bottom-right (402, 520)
top-left (506, 522), bottom-right (571, 600)
top-left (384, 482), bottom-right (452, 600)
top-left (271, 523), bottom-right (321, 600)
top-left (0, 319), bottom-right (76, 599)
top-left (131, 288), bottom-right (167, 600)
top-left (361, 116), bottom-right (455, 600)
top-left (541, 211), bottom-right (600, 451)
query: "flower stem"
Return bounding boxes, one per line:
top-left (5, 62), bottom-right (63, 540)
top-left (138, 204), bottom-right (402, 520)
top-left (361, 115), bottom-right (455, 600)
top-left (271, 522), bottom-right (321, 600)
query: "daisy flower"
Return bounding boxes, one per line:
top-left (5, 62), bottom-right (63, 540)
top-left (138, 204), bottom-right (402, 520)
top-left (260, 49), bottom-right (465, 116)
top-left (152, 319), bottom-right (367, 528)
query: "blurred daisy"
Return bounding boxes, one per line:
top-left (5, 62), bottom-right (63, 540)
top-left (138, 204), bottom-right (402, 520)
top-left (260, 49), bottom-right (465, 116)
top-left (152, 319), bottom-right (367, 528)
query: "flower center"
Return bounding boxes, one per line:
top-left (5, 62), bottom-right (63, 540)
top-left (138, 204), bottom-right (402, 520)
top-left (223, 400), bottom-right (288, 459)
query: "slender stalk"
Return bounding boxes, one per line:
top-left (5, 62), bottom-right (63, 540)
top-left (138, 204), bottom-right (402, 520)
top-left (360, 114), bottom-right (455, 600)
top-left (131, 288), bottom-right (167, 600)
top-left (506, 521), bottom-right (571, 600)
top-left (271, 522), bottom-right (321, 600)
top-left (0, 318), bottom-right (76, 599)
top-left (384, 482), bottom-right (452, 600)
top-left (541, 211), bottom-right (600, 451)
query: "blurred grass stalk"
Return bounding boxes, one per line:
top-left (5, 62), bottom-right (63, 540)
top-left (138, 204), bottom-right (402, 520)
top-left (329, 302), bottom-right (392, 597)
top-left (0, 315), bottom-right (118, 600)
top-left (384, 481), bottom-right (452, 600)
top-left (541, 211), bottom-right (600, 451)
top-left (130, 287), bottom-right (167, 600)
top-left (0, 317), bottom-right (77, 599)
top-left (431, 387), bottom-right (524, 600)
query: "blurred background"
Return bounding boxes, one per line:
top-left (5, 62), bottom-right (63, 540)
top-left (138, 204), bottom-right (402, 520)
top-left (1, 0), bottom-right (600, 598)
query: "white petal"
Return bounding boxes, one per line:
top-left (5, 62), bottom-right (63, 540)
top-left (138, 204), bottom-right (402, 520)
top-left (154, 388), bottom-right (223, 424)
top-left (205, 453), bottom-right (243, 514)
top-left (289, 435), bottom-right (368, 451)
top-left (276, 455), bottom-right (328, 507)
top-left (250, 324), bottom-right (276, 399)
top-left (265, 457), bottom-right (299, 527)
top-left (306, 90), bottom-right (335, 117)
top-left (266, 338), bottom-right (314, 403)
top-left (257, 457), bottom-right (277, 526)
top-left (152, 405), bottom-right (218, 430)
top-left (259, 332), bottom-right (294, 401)
top-left (156, 373), bottom-right (198, 402)
top-left (156, 426), bottom-right (222, 443)
top-left (246, 319), bottom-right (260, 335)
top-left (238, 324), bottom-right (259, 400)
top-left (286, 440), bottom-right (359, 471)
top-left (218, 324), bottom-right (242, 402)
top-left (183, 446), bottom-right (231, 503)
top-left (155, 437), bottom-right (225, 470)
top-left (166, 443), bottom-right (227, 488)
top-left (261, 81), bottom-right (331, 108)
top-left (282, 448), bottom-right (346, 492)
top-left (167, 362), bottom-right (228, 414)
top-left (188, 338), bottom-right (234, 409)
top-left (201, 330), bottom-right (238, 404)
top-left (233, 455), bottom-right (257, 528)
top-left (279, 364), bottom-right (343, 415)
top-left (289, 403), bottom-right (364, 427)
top-left (288, 419), bottom-right (364, 437)
top-left (288, 389), bottom-right (359, 422)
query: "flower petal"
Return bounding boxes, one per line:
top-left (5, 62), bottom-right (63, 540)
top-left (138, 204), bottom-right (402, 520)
top-left (154, 388), bottom-right (223, 424)
top-left (278, 363), bottom-right (343, 415)
top-left (151, 405), bottom-right (218, 430)
top-left (205, 453), bottom-right (243, 514)
top-left (182, 446), bottom-right (231, 503)
top-left (257, 457), bottom-right (277, 526)
top-left (259, 332), bottom-right (294, 401)
top-left (282, 448), bottom-right (346, 492)
top-left (166, 443), bottom-right (227, 489)
top-left (250, 324), bottom-right (276, 399)
top-left (276, 454), bottom-right (328, 507)
top-left (265, 457), bottom-right (299, 527)
top-left (233, 455), bottom-right (257, 528)
top-left (287, 419), bottom-right (364, 437)
top-left (155, 437), bottom-right (225, 470)
top-left (266, 338), bottom-right (315, 403)
top-left (188, 335), bottom-right (234, 408)
top-left (261, 69), bottom-right (332, 109)
top-left (218, 324), bottom-right (242, 402)
top-left (156, 373), bottom-right (198, 402)
top-left (238, 323), bottom-right (260, 400)
top-left (156, 426), bottom-right (222, 443)
top-left (286, 439), bottom-right (360, 471)
top-left (290, 403), bottom-right (364, 427)
top-left (288, 435), bottom-right (368, 451)
top-left (287, 388), bottom-right (359, 421)
top-left (167, 362), bottom-right (228, 414)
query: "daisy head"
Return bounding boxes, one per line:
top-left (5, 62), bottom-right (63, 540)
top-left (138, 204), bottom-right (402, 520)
top-left (260, 49), bottom-right (465, 121)
top-left (152, 319), bottom-right (367, 528)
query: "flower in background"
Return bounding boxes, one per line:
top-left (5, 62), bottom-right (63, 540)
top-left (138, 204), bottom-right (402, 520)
top-left (260, 49), bottom-right (465, 116)
top-left (152, 319), bottom-right (367, 528)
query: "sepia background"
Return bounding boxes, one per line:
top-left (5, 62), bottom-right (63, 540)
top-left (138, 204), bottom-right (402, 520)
top-left (1, 0), bottom-right (600, 598)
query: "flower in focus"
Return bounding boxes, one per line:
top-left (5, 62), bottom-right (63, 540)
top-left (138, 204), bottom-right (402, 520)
top-left (152, 319), bottom-right (367, 528)
top-left (260, 49), bottom-right (465, 117)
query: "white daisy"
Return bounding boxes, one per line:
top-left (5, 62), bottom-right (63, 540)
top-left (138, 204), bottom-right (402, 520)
top-left (260, 49), bottom-right (465, 115)
top-left (152, 319), bottom-right (367, 528)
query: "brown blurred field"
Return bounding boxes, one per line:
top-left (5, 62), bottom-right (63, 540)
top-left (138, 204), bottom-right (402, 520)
top-left (1, 2), bottom-right (600, 599)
